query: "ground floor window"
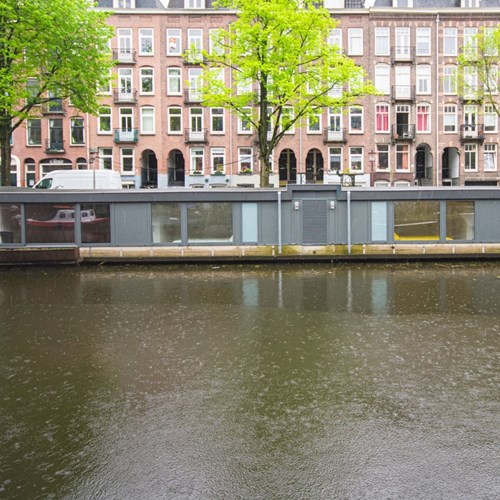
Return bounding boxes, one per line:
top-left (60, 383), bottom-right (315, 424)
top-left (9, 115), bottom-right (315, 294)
top-left (464, 144), bottom-right (477, 171)
top-left (484, 144), bottom-right (497, 171)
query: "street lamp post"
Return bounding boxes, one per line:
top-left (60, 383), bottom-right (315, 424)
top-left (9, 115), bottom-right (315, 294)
top-left (368, 149), bottom-right (376, 186)
top-left (89, 148), bottom-right (99, 189)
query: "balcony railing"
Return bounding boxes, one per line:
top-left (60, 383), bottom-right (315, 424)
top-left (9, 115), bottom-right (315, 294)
top-left (44, 140), bottom-right (65, 153)
top-left (185, 128), bottom-right (208, 143)
top-left (391, 46), bottom-right (415, 64)
top-left (391, 124), bottom-right (416, 141)
top-left (460, 124), bottom-right (485, 143)
top-left (114, 129), bottom-right (139, 143)
top-left (391, 85), bottom-right (416, 102)
top-left (112, 48), bottom-right (136, 64)
top-left (323, 128), bottom-right (347, 143)
top-left (113, 89), bottom-right (137, 104)
top-left (42, 101), bottom-right (65, 115)
top-left (184, 89), bottom-right (203, 104)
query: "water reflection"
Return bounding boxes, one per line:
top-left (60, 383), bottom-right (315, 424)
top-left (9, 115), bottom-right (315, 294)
top-left (0, 263), bottom-right (499, 498)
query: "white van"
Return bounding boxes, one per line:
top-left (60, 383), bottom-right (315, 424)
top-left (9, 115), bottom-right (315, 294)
top-left (34, 170), bottom-right (123, 190)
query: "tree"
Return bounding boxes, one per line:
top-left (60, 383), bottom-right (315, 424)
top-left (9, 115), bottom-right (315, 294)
top-left (458, 25), bottom-right (500, 115)
top-left (193, 0), bottom-right (375, 187)
top-left (0, 0), bottom-right (113, 185)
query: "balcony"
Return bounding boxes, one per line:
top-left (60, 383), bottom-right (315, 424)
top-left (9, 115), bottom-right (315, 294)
top-left (460, 124), bottom-right (485, 143)
top-left (45, 140), bottom-right (65, 153)
top-left (184, 89), bottom-right (203, 104)
top-left (185, 128), bottom-right (208, 143)
top-left (113, 89), bottom-right (137, 104)
top-left (42, 100), bottom-right (65, 115)
top-left (323, 128), bottom-right (347, 143)
top-left (112, 48), bottom-right (136, 64)
top-left (391, 46), bottom-right (415, 64)
top-left (391, 85), bottom-right (416, 102)
top-left (114, 129), bottom-right (139, 143)
top-left (391, 124), bottom-right (416, 142)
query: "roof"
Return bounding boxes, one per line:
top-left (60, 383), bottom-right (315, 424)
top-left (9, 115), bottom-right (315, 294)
top-left (373, 0), bottom-right (500, 7)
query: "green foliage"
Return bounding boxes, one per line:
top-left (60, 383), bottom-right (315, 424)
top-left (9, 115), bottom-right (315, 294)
top-left (457, 25), bottom-right (500, 115)
top-left (0, 0), bottom-right (113, 185)
top-left (192, 0), bottom-right (375, 186)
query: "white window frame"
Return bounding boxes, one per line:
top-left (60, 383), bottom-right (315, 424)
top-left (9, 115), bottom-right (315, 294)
top-left (349, 106), bottom-right (363, 133)
top-left (349, 147), bottom-right (363, 172)
top-left (209, 28), bottom-right (224, 55)
top-left (140, 67), bottom-right (154, 95)
top-left (328, 147), bottom-right (342, 172)
top-left (375, 27), bottom-right (390, 56)
top-left (464, 27), bottom-right (478, 57)
top-left (120, 147), bottom-right (134, 173)
top-left (139, 28), bottom-right (154, 56)
top-left (464, 143), bottom-right (477, 171)
top-left (26, 118), bottom-right (42, 146)
top-left (416, 103), bottom-right (431, 133)
top-left (416, 65), bottom-right (431, 95)
top-left (307, 113), bottom-right (322, 134)
top-left (416, 27), bottom-right (431, 56)
top-left (443, 66), bottom-right (457, 95)
top-left (238, 147), bottom-right (253, 173)
top-left (211, 147), bottom-right (225, 173)
top-left (396, 144), bottom-right (410, 171)
top-left (186, 0), bottom-right (205, 8)
top-left (376, 144), bottom-right (390, 172)
top-left (187, 28), bottom-right (203, 62)
top-left (328, 28), bottom-right (342, 49)
top-left (99, 148), bottom-right (113, 170)
top-left (484, 104), bottom-right (497, 133)
top-left (167, 67), bottom-right (182, 95)
top-left (443, 104), bottom-right (457, 133)
top-left (484, 143), bottom-right (497, 171)
top-left (443, 27), bottom-right (457, 56)
top-left (98, 106), bottom-right (112, 135)
top-left (348, 28), bottom-right (363, 56)
top-left (375, 103), bottom-right (390, 133)
top-left (70, 117), bottom-right (85, 145)
top-left (140, 107), bottom-right (155, 135)
top-left (190, 148), bottom-right (204, 173)
top-left (167, 107), bottom-right (182, 134)
top-left (166, 28), bottom-right (182, 56)
top-left (375, 64), bottom-right (390, 95)
top-left (238, 107), bottom-right (252, 134)
top-left (210, 108), bottom-right (225, 134)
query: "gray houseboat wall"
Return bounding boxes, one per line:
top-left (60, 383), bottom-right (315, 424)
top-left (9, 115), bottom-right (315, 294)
top-left (2, 185), bottom-right (500, 262)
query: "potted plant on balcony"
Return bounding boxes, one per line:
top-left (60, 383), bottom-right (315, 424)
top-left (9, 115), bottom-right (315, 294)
top-left (191, 170), bottom-right (202, 176)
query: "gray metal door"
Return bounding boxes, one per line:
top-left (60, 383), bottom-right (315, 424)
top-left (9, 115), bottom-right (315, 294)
top-left (302, 200), bottom-right (327, 244)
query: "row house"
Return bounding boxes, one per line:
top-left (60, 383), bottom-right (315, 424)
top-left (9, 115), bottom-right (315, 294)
top-left (9, 0), bottom-right (500, 187)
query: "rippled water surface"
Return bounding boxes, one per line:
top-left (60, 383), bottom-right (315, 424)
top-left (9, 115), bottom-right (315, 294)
top-left (0, 263), bottom-right (499, 499)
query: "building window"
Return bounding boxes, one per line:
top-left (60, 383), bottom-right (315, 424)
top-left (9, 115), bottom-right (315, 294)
top-left (349, 106), bottom-right (363, 133)
top-left (189, 107), bottom-right (203, 139)
top-left (167, 67), bottom-right (182, 95)
top-left (485, 65), bottom-right (498, 94)
top-left (395, 27), bottom-right (410, 60)
top-left (375, 104), bottom-right (389, 133)
top-left (211, 147), bottom-right (225, 173)
top-left (238, 108), bottom-right (252, 134)
top-left (463, 66), bottom-right (478, 99)
top-left (186, 0), bottom-right (205, 7)
top-left (140, 67), bottom-right (154, 94)
top-left (140, 107), bottom-right (155, 134)
top-left (117, 28), bottom-right (133, 61)
top-left (375, 64), bottom-right (390, 95)
top-left (376, 144), bottom-right (389, 171)
top-left (98, 106), bottom-right (112, 134)
top-left (328, 28), bottom-right (342, 49)
top-left (375, 27), bottom-right (390, 56)
top-left (120, 148), bottom-right (134, 173)
top-left (443, 104), bottom-right (457, 132)
top-left (25, 160), bottom-right (36, 187)
top-left (209, 28), bottom-right (224, 55)
top-left (139, 28), bottom-right (154, 55)
top-left (443, 66), bottom-right (457, 95)
top-left (416, 65), bottom-right (431, 95)
top-left (416, 27), bottom-right (431, 56)
top-left (210, 108), bottom-right (225, 134)
top-left (349, 147), bottom-right (363, 171)
top-left (484, 144), bottom-right (497, 171)
top-left (190, 148), bottom-right (204, 173)
top-left (76, 157), bottom-right (87, 170)
top-left (443, 27), bottom-right (457, 56)
top-left (464, 27), bottom-right (478, 57)
top-left (348, 28), bottom-right (363, 56)
top-left (114, 0), bottom-right (135, 7)
top-left (417, 104), bottom-right (431, 133)
top-left (118, 67), bottom-right (133, 99)
top-left (238, 147), bottom-right (253, 173)
top-left (329, 147), bottom-right (342, 171)
top-left (99, 148), bottom-right (113, 170)
top-left (187, 67), bottom-right (203, 101)
top-left (307, 114), bottom-right (321, 134)
top-left (187, 29), bottom-right (203, 62)
top-left (464, 144), bottom-right (477, 171)
top-left (396, 144), bottom-right (409, 171)
top-left (26, 119), bottom-right (41, 146)
top-left (168, 107), bottom-right (182, 134)
top-left (394, 201), bottom-right (440, 241)
top-left (70, 117), bottom-right (85, 145)
top-left (281, 107), bottom-right (295, 134)
top-left (484, 105), bottom-right (497, 133)
top-left (48, 118), bottom-right (63, 150)
top-left (119, 108), bottom-right (133, 137)
top-left (166, 28), bottom-right (182, 56)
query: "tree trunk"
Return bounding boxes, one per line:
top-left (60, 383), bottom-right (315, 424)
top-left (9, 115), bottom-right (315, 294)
top-left (259, 151), bottom-right (270, 188)
top-left (0, 122), bottom-right (12, 186)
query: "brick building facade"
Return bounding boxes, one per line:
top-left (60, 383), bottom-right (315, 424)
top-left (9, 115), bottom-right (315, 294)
top-left (9, 0), bottom-right (500, 188)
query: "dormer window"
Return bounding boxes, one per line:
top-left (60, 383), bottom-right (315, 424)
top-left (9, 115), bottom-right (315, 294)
top-left (461, 0), bottom-right (480, 6)
top-left (186, 0), bottom-right (205, 8)
top-left (114, 0), bottom-right (135, 7)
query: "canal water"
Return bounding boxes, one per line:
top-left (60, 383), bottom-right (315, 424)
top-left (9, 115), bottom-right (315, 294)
top-left (0, 263), bottom-right (499, 499)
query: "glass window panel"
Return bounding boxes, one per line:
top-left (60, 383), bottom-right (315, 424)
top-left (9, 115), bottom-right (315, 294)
top-left (242, 203), bottom-right (258, 243)
top-left (187, 203), bottom-right (233, 243)
top-left (446, 201), bottom-right (474, 241)
top-left (0, 204), bottom-right (22, 244)
top-left (152, 204), bottom-right (181, 243)
top-left (80, 203), bottom-right (111, 244)
top-left (394, 201), bottom-right (440, 241)
top-left (371, 202), bottom-right (387, 242)
top-left (25, 204), bottom-right (76, 244)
